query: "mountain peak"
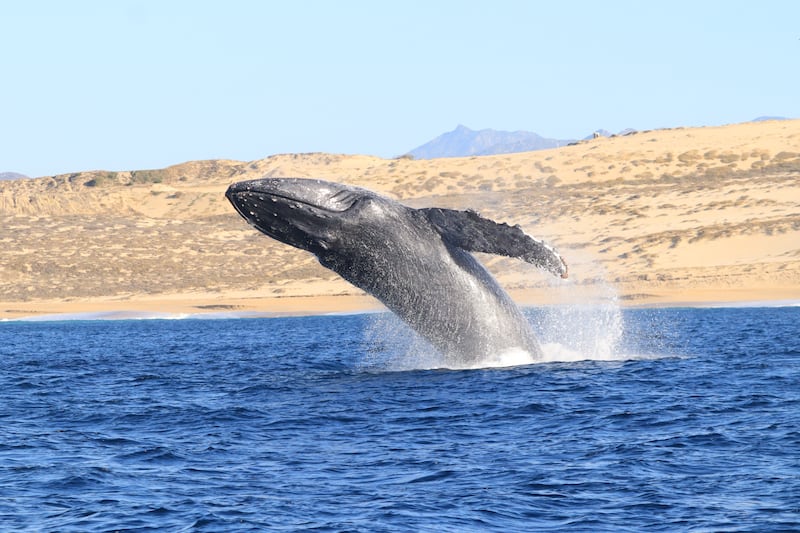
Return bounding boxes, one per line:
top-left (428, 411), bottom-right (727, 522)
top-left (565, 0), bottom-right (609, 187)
top-left (0, 172), bottom-right (29, 181)
top-left (751, 116), bottom-right (789, 122)
top-left (408, 126), bottom-right (574, 159)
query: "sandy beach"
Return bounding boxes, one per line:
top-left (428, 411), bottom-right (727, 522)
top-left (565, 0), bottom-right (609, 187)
top-left (3, 284), bottom-right (799, 321)
top-left (2, 119), bottom-right (799, 319)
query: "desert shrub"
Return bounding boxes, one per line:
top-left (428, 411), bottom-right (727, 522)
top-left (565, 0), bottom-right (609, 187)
top-left (535, 161), bottom-right (556, 173)
top-left (719, 152), bottom-right (740, 163)
top-left (83, 171), bottom-right (117, 188)
top-left (703, 165), bottom-right (736, 180)
top-left (422, 177), bottom-right (441, 191)
top-left (763, 158), bottom-right (800, 173)
top-left (131, 170), bottom-right (164, 184)
top-left (678, 150), bottom-right (701, 164)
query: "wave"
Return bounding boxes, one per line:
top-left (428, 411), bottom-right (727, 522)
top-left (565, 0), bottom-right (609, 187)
top-left (1, 310), bottom-right (278, 322)
top-left (468, 344), bottom-right (668, 369)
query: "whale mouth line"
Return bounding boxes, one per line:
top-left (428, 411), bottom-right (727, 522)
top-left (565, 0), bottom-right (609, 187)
top-left (227, 190), bottom-right (352, 214)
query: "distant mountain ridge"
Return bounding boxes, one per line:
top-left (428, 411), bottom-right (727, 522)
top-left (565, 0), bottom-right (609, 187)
top-left (407, 125), bottom-right (575, 159)
top-left (0, 172), bottom-right (28, 180)
top-left (751, 116), bottom-right (789, 122)
top-left (407, 118), bottom-right (792, 159)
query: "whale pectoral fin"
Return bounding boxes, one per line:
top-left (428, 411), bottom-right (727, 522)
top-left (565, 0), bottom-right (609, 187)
top-left (421, 208), bottom-right (568, 278)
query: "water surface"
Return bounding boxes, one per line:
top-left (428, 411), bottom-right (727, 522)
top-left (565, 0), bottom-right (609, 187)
top-left (1, 307), bottom-right (798, 530)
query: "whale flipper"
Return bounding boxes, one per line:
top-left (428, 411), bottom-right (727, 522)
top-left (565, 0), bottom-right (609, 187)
top-left (421, 208), bottom-right (568, 278)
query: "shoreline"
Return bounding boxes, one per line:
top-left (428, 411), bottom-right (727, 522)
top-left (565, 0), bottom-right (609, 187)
top-left (3, 287), bottom-right (799, 321)
top-left (3, 120), bottom-right (799, 323)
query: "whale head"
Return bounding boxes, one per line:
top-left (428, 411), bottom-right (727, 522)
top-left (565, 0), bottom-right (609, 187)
top-left (225, 178), bottom-right (397, 256)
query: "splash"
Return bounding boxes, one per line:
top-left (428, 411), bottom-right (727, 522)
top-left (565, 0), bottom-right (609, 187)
top-left (466, 347), bottom-right (536, 369)
top-left (359, 296), bottom-right (634, 372)
top-left (531, 299), bottom-right (625, 363)
top-left (359, 255), bottom-right (666, 370)
top-left (360, 312), bottom-right (442, 371)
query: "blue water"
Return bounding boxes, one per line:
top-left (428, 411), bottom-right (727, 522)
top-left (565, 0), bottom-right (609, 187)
top-left (1, 306), bottom-right (798, 531)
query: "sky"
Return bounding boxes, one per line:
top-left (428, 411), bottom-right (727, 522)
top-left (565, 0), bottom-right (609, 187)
top-left (2, 0), bottom-right (798, 177)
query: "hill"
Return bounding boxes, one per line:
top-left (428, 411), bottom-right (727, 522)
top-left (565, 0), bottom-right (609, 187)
top-left (0, 172), bottom-right (28, 181)
top-left (407, 125), bottom-right (575, 159)
top-left (1, 119), bottom-right (799, 317)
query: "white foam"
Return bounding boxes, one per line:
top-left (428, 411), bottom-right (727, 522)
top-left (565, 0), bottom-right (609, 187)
top-left (539, 342), bottom-right (666, 364)
top-left (465, 347), bottom-right (537, 369)
top-left (3, 310), bottom-right (278, 322)
top-left (8, 310), bottom-right (184, 322)
top-left (459, 343), bottom-right (665, 370)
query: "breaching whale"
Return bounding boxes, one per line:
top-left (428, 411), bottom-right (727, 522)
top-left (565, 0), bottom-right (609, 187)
top-left (226, 178), bottom-right (567, 364)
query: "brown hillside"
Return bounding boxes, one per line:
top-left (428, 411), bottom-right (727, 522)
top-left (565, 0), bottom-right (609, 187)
top-left (2, 120), bottom-right (799, 317)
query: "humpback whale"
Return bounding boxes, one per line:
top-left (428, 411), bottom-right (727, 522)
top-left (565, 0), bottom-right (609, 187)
top-left (226, 178), bottom-right (567, 364)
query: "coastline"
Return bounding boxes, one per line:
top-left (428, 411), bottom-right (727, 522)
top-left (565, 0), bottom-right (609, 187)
top-left (3, 286), bottom-right (799, 321)
top-left (2, 121), bottom-right (798, 321)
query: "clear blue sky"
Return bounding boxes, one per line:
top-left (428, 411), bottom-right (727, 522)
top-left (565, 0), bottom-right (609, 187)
top-left (2, 0), bottom-right (798, 177)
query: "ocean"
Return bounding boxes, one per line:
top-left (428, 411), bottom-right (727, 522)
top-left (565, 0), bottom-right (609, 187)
top-left (1, 305), bottom-right (798, 531)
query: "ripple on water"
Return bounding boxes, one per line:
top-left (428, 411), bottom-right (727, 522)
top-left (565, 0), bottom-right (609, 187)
top-left (0, 308), bottom-right (798, 530)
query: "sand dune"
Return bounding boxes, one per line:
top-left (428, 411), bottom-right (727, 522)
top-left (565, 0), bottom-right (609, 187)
top-left (2, 119), bottom-right (799, 318)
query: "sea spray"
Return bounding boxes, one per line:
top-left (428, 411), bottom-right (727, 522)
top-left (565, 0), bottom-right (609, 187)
top-left (359, 252), bottom-right (640, 369)
top-left (531, 295), bottom-right (624, 363)
top-left (360, 313), bottom-right (539, 370)
top-left (358, 283), bottom-right (627, 370)
top-left (360, 311), bottom-right (442, 371)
